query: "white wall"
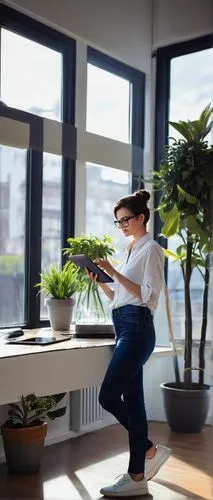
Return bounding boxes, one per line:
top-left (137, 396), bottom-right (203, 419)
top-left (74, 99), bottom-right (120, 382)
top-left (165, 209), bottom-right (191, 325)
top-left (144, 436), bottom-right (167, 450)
top-left (153, 0), bottom-right (213, 49)
top-left (4, 0), bottom-right (152, 72)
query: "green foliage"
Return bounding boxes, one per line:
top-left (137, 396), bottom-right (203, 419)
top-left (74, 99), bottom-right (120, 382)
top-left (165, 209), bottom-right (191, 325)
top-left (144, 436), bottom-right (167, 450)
top-left (64, 234), bottom-right (115, 321)
top-left (155, 104), bottom-right (212, 254)
top-left (154, 104), bottom-right (213, 388)
top-left (3, 393), bottom-right (67, 428)
top-left (35, 261), bottom-right (81, 299)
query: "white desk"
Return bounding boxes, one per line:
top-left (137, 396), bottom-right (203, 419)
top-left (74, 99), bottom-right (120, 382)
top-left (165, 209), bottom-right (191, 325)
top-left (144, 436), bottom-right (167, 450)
top-left (0, 328), bottom-right (178, 405)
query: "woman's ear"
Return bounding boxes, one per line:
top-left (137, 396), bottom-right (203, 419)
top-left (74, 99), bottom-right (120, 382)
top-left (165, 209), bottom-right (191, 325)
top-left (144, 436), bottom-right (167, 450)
top-left (139, 213), bottom-right (145, 224)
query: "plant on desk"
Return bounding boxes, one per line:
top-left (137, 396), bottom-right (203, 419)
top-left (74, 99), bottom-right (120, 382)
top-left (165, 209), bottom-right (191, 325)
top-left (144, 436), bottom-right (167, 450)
top-left (1, 392), bottom-right (67, 474)
top-left (35, 261), bottom-right (81, 331)
top-left (63, 234), bottom-right (115, 336)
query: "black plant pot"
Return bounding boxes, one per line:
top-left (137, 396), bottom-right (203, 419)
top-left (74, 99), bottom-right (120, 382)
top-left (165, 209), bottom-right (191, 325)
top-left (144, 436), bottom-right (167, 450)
top-left (161, 382), bottom-right (210, 433)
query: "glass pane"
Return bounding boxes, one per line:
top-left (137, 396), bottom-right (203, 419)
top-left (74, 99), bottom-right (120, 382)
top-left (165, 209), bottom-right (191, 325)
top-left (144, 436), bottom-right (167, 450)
top-left (0, 146), bottom-right (26, 326)
top-left (85, 162), bottom-right (130, 322)
top-left (40, 153), bottom-right (62, 319)
top-left (168, 48), bottom-right (213, 339)
top-left (1, 29), bottom-right (62, 121)
top-left (87, 64), bottom-right (130, 143)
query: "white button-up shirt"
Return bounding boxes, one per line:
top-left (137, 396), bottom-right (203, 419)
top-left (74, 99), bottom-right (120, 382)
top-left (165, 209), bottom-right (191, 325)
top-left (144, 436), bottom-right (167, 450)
top-left (110, 233), bottom-right (164, 312)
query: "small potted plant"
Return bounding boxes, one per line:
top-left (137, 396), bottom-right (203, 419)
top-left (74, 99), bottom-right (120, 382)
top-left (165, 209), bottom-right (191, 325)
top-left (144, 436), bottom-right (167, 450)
top-left (154, 104), bottom-right (212, 432)
top-left (63, 234), bottom-right (115, 336)
top-left (1, 392), bottom-right (67, 473)
top-left (35, 261), bottom-right (81, 331)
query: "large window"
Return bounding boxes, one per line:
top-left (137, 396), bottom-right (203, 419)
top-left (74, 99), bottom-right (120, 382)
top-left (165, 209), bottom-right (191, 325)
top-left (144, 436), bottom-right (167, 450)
top-left (0, 5), bottom-right (75, 328)
top-left (86, 163), bottom-right (130, 260)
top-left (87, 64), bottom-right (130, 143)
top-left (168, 47), bottom-right (213, 339)
top-left (1, 28), bottom-right (62, 120)
top-left (0, 146), bottom-right (26, 325)
top-left (155, 36), bottom-right (213, 340)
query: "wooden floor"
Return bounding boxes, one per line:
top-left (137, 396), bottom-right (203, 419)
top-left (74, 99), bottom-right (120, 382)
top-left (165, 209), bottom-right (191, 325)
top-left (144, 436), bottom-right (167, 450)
top-left (0, 422), bottom-right (212, 499)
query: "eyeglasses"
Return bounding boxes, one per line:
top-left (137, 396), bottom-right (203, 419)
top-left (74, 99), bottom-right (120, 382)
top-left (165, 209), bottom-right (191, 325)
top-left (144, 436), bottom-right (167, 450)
top-left (114, 215), bottom-right (138, 228)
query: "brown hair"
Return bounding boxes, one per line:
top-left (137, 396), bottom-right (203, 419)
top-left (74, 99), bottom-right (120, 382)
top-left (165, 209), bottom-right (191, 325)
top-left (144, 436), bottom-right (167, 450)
top-left (114, 190), bottom-right (150, 225)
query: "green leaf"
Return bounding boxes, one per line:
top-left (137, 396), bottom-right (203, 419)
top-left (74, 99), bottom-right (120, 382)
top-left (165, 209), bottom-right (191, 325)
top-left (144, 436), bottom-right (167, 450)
top-left (177, 185), bottom-right (196, 204)
top-left (163, 249), bottom-right (181, 260)
top-left (161, 205), bottom-right (180, 238)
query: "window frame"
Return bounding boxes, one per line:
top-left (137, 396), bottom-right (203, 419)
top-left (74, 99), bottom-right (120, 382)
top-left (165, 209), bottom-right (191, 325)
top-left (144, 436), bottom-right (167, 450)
top-left (87, 47), bottom-right (145, 192)
top-left (0, 5), bottom-right (76, 328)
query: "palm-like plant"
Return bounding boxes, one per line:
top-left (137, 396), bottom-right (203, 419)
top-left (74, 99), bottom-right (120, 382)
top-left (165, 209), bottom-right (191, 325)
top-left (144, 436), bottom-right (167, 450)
top-left (154, 104), bottom-right (213, 389)
top-left (35, 261), bottom-right (81, 299)
top-left (64, 234), bottom-right (115, 321)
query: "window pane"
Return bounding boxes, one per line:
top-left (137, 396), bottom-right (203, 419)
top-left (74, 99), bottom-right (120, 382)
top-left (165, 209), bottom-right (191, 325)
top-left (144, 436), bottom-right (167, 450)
top-left (85, 163), bottom-right (130, 322)
top-left (1, 29), bottom-right (62, 121)
top-left (0, 146), bottom-right (26, 326)
top-left (168, 48), bottom-right (213, 339)
top-left (87, 64), bottom-right (130, 143)
top-left (40, 153), bottom-right (62, 319)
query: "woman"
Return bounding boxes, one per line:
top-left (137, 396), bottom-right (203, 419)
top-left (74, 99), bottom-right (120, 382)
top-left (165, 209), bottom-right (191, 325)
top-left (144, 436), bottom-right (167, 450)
top-left (86, 190), bottom-right (171, 497)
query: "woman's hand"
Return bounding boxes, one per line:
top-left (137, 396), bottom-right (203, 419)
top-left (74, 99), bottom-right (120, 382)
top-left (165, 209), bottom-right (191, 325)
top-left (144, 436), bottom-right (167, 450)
top-left (93, 258), bottom-right (115, 277)
top-left (84, 268), bottom-right (98, 282)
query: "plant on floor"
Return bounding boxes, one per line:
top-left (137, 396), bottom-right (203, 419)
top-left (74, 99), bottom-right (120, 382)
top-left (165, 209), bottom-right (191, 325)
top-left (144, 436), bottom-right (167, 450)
top-left (154, 104), bottom-right (213, 389)
top-left (3, 392), bottom-right (67, 428)
top-left (1, 393), bottom-right (67, 474)
top-left (63, 234), bottom-right (115, 323)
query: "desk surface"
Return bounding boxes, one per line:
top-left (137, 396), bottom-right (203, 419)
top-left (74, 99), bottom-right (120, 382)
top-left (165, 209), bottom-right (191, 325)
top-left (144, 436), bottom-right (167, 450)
top-left (0, 328), bottom-right (115, 359)
top-left (0, 327), bottom-right (177, 360)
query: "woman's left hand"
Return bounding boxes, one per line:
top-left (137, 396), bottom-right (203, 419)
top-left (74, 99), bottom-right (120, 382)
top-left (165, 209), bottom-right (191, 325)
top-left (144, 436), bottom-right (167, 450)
top-left (94, 258), bottom-right (115, 277)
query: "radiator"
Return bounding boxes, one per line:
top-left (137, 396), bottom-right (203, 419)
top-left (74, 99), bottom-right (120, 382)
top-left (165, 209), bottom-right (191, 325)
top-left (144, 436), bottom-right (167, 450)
top-left (70, 385), bottom-right (115, 431)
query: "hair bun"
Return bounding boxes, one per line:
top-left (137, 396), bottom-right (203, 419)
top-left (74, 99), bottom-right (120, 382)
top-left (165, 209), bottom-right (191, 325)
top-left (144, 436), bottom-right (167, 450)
top-left (135, 190), bottom-right (150, 203)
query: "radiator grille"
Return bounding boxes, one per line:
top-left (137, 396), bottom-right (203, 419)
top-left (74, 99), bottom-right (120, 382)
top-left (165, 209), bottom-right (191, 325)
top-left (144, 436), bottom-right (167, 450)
top-left (70, 385), bottom-right (113, 431)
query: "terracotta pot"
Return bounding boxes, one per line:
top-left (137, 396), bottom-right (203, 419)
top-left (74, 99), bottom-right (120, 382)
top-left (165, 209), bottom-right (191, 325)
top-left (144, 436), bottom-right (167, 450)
top-left (1, 422), bottom-right (48, 473)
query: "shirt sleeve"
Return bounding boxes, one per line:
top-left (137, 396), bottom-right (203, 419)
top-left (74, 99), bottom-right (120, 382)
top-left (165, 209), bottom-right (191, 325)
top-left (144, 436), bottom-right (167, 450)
top-left (140, 245), bottom-right (164, 306)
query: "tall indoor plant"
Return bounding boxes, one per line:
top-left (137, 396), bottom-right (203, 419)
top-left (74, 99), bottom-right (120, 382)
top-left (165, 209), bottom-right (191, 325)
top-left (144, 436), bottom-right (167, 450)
top-left (154, 104), bottom-right (213, 432)
top-left (64, 234), bottom-right (115, 336)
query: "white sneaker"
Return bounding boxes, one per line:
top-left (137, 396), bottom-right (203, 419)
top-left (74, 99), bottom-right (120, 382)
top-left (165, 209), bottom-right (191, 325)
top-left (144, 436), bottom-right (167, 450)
top-left (100, 473), bottom-right (149, 497)
top-left (145, 445), bottom-right (172, 481)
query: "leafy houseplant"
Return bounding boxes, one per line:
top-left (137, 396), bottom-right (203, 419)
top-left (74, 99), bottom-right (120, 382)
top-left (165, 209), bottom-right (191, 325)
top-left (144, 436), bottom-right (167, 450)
top-left (154, 104), bottom-right (213, 432)
top-left (64, 234), bottom-right (115, 336)
top-left (1, 392), bottom-right (66, 473)
top-left (36, 262), bottom-right (81, 331)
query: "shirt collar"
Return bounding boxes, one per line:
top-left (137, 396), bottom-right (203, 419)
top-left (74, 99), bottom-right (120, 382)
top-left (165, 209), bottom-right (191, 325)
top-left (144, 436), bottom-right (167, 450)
top-left (132, 233), bottom-right (151, 251)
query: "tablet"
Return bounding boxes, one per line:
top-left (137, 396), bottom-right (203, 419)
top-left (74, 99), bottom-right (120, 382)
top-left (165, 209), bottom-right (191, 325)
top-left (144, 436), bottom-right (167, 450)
top-left (7, 335), bottom-right (71, 345)
top-left (70, 254), bottom-right (114, 283)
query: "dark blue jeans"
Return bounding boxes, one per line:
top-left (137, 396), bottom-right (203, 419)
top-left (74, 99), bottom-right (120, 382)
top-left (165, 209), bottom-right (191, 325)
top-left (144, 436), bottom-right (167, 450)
top-left (99, 305), bottom-right (155, 474)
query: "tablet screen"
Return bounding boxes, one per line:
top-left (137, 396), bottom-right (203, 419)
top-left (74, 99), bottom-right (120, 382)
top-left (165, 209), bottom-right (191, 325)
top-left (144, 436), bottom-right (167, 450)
top-left (70, 255), bottom-right (114, 283)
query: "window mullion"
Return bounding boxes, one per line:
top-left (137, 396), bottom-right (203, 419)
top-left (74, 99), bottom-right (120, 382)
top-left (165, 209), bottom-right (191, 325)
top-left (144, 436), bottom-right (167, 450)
top-left (25, 149), bottom-right (43, 328)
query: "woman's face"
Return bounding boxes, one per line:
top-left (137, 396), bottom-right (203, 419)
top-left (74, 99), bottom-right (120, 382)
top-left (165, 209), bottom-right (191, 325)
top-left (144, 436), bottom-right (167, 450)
top-left (115, 208), bottom-right (145, 237)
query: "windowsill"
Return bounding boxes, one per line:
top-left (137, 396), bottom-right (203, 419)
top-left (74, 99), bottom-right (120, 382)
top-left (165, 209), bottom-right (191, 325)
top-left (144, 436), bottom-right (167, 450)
top-left (0, 327), bottom-right (183, 360)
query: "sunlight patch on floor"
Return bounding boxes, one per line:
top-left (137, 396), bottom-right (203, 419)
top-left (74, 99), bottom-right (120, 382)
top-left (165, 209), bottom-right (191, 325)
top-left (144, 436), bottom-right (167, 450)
top-left (43, 474), bottom-right (82, 499)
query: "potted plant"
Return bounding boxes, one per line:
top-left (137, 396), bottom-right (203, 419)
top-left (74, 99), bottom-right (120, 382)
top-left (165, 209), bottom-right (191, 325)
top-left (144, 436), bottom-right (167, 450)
top-left (35, 261), bottom-right (81, 331)
top-left (154, 104), bottom-right (213, 432)
top-left (63, 234), bottom-right (115, 337)
top-left (1, 392), bottom-right (66, 473)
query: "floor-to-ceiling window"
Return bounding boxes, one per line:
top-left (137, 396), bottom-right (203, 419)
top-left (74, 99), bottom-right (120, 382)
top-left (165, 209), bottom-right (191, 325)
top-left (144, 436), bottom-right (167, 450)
top-left (0, 5), bottom-right (75, 327)
top-left (155, 35), bottom-right (213, 342)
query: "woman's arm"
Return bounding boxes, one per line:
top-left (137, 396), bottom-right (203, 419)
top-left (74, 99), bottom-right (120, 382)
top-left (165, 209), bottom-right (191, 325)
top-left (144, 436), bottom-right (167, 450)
top-left (94, 259), bottom-right (141, 300)
top-left (84, 268), bottom-right (114, 301)
top-left (94, 246), bottom-right (164, 304)
top-left (98, 282), bottom-right (114, 301)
